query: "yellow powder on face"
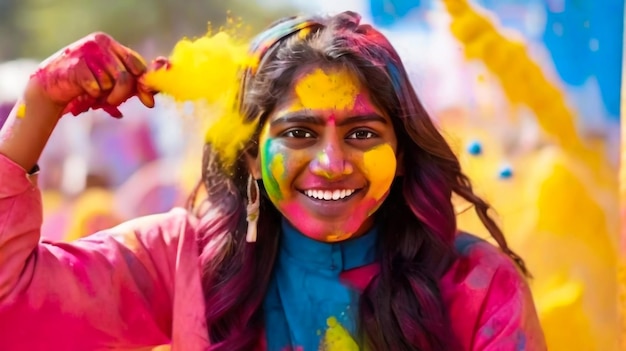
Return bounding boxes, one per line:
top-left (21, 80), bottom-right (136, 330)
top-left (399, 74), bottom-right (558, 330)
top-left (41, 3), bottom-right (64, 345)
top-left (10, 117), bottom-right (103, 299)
top-left (294, 68), bottom-right (360, 111)
top-left (363, 144), bottom-right (397, 201)
top-left (265, 152), bottom-right (286, 199)
top-left (142, 31), bottom-right (257, 169)
top-left (322, 317), bottom-right (360, 351)
top-left (269, 154), bottom-right (285, 178)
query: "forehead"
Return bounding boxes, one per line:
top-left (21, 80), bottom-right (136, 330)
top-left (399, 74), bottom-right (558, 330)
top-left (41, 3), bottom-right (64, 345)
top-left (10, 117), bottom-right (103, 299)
top-left (273, 66), bottom-right (382, 116)
top-left (293, 67), bottom-right (361, 110)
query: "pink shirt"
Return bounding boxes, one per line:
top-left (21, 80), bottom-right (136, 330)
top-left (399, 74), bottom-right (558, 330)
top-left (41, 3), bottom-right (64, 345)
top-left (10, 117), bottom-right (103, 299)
top-left (0, 154), bottom-right (546, 350)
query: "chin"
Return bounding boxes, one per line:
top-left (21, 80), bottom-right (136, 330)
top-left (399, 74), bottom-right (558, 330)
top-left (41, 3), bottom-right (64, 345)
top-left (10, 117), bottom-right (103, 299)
top-left (294, 218), bottom-right (364, 243)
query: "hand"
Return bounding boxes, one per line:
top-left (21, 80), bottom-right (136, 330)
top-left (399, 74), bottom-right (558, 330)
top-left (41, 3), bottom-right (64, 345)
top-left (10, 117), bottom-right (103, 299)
top-left (29, 32), bottom-right (155, 118)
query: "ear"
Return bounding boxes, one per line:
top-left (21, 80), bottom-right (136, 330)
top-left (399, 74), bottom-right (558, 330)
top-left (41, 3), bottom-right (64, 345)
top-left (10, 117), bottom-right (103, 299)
top-left (395, 149), bottom-right (405, 176)
top-left (245, 151), bottom-right (263, 180)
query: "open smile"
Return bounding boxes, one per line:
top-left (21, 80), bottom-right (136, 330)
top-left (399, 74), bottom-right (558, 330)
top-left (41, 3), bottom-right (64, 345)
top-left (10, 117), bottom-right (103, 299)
top-left (297, 188), bottom-right (363, 202)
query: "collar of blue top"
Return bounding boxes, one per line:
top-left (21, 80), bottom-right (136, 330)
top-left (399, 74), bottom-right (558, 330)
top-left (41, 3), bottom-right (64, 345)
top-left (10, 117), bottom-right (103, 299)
top-left (279, 218), bottom-right (379, 273)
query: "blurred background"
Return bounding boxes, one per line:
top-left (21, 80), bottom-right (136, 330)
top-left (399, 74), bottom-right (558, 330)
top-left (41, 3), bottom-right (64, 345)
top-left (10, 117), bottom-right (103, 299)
top-left (0, 0), bottom-right (622, 350)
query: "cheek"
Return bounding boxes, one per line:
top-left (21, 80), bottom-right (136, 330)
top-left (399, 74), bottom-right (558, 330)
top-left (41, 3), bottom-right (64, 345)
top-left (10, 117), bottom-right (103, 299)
top-left (260, 138), bottom-right (287, 201)
top-left (260, 138), bottom-right (309, 201)
top-left (362, 144), bottom-right (397, 201)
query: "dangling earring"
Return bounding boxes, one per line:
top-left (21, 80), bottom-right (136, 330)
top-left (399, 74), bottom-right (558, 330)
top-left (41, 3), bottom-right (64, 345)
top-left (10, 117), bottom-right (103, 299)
top-left (246, 175), bottom-right (260, 243)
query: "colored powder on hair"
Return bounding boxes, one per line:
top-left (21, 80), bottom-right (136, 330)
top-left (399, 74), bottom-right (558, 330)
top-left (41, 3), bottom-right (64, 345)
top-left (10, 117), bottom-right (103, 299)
top-left (363, 144), bottom-right (396, 201)
top-left (295, 68), bottom-right (360, 111)
top-left (142, 31), bottom-right (258, 169)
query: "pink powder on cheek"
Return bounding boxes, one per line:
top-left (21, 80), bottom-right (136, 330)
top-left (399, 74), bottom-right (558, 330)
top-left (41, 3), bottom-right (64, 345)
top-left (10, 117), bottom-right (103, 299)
top-left (339, 197), bottom-right (381, 233)
top-left (280, 201), bottom-right (320, 234)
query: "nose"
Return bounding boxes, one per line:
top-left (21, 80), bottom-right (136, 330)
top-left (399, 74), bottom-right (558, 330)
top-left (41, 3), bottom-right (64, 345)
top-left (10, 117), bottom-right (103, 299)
top-left (309, 135), bottom-right (353, 179)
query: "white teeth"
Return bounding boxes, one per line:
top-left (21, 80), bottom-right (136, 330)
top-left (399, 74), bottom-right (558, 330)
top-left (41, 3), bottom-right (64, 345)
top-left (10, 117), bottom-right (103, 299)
top-left (304, 189), bottom-right (356, 201)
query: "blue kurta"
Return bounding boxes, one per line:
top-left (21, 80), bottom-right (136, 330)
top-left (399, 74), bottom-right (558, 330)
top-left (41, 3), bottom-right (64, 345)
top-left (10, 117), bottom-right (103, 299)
top-left (263, 219), bottom-right (379, 351)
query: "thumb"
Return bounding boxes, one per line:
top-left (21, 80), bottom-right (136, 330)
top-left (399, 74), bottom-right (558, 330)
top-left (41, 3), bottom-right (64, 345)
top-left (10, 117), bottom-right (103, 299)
top-left (149, 56), bottom-right (171, 71)
top-left (137, 56), bottom-right (171, 105)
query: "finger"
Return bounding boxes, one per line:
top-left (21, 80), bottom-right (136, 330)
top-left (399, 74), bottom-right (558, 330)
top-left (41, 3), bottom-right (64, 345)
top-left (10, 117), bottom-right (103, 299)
top-left (136, 86), bottom-right (155, 108)
top-left (110, 41), bottom-right (148, 76)
top-left (92, 49), bottom-right (137, 107)
top-left (101, 105), bottom-right (123, 118)
top-left (92, 32), bottom-right (145, 76)
top-left (95, 50), bottom-right (134, 106)
top-left (85, 60), bottom-right (114, 91)
top-left (106, 69), bottom-right (132, 106)
top-left (94, 46), bottom-right (127, 85)
top-left (106, 69), bottom-right (135, 107)
top-left (137, 73), bottom-right (159, 95)
top-left (64, 95), bottom-right (94, 116)
top-left (149, 56), bottom-right (171, 71)
top-left (74, 59), bottom-right (101, 99)
top-left (137, 56), bottom-right (168, 98)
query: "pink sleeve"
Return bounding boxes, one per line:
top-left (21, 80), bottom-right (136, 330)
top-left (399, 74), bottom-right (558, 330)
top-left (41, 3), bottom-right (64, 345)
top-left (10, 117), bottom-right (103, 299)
top-left (0, 154), bottom-right (198, 349)
top-left (442, 237), bottom-right (547, 351)
top-left (471, 261), bottom-right (547, 351)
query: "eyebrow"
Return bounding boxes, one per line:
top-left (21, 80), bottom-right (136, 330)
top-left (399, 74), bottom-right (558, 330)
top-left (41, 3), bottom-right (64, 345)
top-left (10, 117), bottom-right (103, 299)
top-left (270, 112), bottom-right (388, 127)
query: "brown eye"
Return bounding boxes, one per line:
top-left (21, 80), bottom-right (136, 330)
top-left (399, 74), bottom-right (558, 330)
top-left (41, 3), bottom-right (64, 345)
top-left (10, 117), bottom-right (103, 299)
top-left (347, 130), bottom-right (377, 139)
top-left (284, 129), bottom-right (315, 138)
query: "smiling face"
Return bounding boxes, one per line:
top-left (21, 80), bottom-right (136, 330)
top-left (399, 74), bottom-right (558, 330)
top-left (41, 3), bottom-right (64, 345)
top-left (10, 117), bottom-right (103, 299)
top-left (249, 66), bottom-right (399, 242)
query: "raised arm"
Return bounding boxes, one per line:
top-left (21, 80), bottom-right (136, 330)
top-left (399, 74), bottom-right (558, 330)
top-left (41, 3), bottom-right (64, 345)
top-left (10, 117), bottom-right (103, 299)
top-left (0, 33), bottom-right (193, 349)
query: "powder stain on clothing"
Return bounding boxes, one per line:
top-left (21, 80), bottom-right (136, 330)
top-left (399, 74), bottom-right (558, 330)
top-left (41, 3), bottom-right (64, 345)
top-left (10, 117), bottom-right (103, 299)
top-left (322, 316), bottom-right (359, 351)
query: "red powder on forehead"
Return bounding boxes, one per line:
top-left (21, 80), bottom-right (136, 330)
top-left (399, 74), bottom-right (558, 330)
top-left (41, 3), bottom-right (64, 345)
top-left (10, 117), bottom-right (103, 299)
top-left (328, 114), bottom-right (336, 124)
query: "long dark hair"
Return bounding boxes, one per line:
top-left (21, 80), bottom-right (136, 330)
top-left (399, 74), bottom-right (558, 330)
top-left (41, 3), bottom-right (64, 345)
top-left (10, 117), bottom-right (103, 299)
top-left (188, 11), bottom-right (528, 351)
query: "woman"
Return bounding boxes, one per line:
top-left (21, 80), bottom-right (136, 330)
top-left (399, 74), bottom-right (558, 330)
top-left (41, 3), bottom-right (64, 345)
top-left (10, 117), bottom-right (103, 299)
top-left (0, 11), bottom-right (545, 351)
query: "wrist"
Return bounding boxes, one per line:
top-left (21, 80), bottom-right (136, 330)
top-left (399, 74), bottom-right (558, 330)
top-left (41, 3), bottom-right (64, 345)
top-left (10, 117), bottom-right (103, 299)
top-left (28, 164), bottom-right (40, 175)
top-left (23, 79), bottom-right (65, 118)
top-left (0, 85), bottom-right (62, 170)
